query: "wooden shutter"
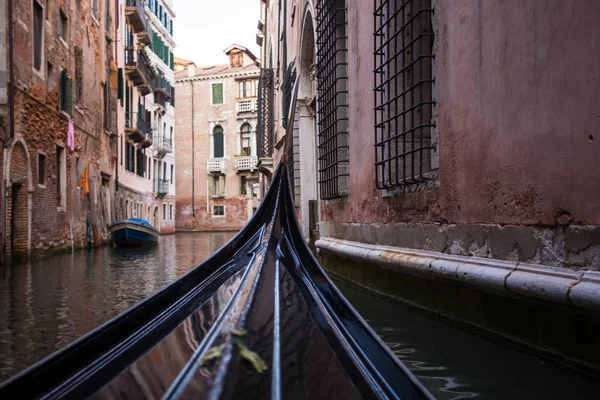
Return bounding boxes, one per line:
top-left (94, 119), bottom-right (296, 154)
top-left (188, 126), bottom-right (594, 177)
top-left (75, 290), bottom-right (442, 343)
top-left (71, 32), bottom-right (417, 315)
top-left (212, 84), bottom-right (223, 105)
top-left (213, 129), bottom-right (224, 158)
top-left (219, 175), bottom-right (226, 196)
top-left (209, 177), bottom-right (216, 196)
top-left (65, 77), bottom-right (73, 115)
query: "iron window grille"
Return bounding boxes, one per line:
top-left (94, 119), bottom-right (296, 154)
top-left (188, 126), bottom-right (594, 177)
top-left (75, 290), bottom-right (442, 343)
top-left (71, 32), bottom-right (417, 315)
top-left (374, 0), bottom-right (435, 189)
top-left (316, 0), bottom-right (350, 200)
top-left (257, 68), bottom-right (274, 158)
top-left (287, 113), bottom-right (301, 207)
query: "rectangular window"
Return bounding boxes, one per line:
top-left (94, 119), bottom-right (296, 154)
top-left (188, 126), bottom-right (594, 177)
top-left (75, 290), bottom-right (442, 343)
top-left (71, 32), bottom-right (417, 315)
top-left (209, 175), bottom-right (226, 197)
top-left (169, 204), bottom-right (173, 220)
top-left (163, 204), bottom-right (167, 220)
top-left (33, 0), bottom-right (44, 71)
top-left (74, 46), bottom-right (83, 105)
top-left (240, 176), bottom-right (247, 195)
top-left (316, 0), bottom-right (350, 199)
top-left (38, 153), bottom-right (46, 185)
top-left (212, 83), bottom-right (224, 105)
top-left (213, 205), bottom-right (225, 217)
top-left (59, 9), bottom-right (68, 40)
top-left (103, 83), bottom-right (110, 130)
top-left (56, 146), bottom-right (66, 207)
top-left (170, 164), bottom-right (174, 184)
top-left (60, 70), bottom-right (73, 115)
top-left (92, 0), bottom-right (98, 18)
top-left (374, 0), bottom-right (435, 188)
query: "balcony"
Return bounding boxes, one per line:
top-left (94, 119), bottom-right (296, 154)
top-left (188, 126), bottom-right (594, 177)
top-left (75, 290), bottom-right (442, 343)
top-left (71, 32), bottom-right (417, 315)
top-left (154, 90), bottom-right (168, 110)
top-left (139, 132), bottom-right (153, 149)
top-left (236, 98), bottom-right (258, 113)
top-left (125, 0), bottom-right (152, 45)
top-left (124, 48), bottom-right (155, 95)
top-left (154, 136), bottom-right (173, 158)
top-left (207, 158), bottom-right (226, 174)
top-left (125, 112), bottom-right (151, 143)
top-left (235, 156), bottom-right (258, 172)
top-left (154, 179), bottom-right (169, 196)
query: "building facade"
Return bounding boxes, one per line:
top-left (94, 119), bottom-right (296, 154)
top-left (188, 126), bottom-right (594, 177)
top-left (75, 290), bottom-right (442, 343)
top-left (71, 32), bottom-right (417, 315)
top-left (0, 0), bottom-right (120, 258)
top-left (115, 0), bottom-right (176, 234)
top-left (257, 0), bottom-right (600, 372)
top-left (175, 45), bottom-right (261, 231)
top-left (0, 0), bottom-right (177, 259)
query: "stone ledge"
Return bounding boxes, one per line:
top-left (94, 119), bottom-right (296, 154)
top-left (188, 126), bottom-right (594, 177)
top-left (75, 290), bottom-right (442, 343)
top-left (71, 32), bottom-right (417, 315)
top-left (316, 237), bottom-right (599, 312)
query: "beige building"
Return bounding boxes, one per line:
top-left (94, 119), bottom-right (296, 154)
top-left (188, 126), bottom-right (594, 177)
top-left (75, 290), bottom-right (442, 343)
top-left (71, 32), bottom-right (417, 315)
top-left (175, 45), bottom-right (260, 231)
top-left (115, 0), bottom-right (177, 234)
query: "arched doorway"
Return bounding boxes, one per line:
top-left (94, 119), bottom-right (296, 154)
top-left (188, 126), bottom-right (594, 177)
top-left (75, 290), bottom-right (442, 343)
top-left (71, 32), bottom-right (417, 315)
top-left (7, 141), bottom-right (32, 255)
top-left (297, 8), bottom-right (319, 241)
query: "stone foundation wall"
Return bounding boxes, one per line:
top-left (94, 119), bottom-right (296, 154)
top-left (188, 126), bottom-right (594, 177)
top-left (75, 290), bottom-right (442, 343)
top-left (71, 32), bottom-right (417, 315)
top-left (320, 221), bottom-right (600, 270)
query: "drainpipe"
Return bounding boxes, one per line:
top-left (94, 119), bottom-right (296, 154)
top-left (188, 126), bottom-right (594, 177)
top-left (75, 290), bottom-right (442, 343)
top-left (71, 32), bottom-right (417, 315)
top-left (114, 0), bottom-right (120, 193)
top-left (190, 81), bottom-right (195, 217)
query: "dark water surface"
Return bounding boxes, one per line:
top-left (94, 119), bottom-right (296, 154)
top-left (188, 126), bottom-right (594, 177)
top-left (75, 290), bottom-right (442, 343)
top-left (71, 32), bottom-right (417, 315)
top-left (1, 232), bottom-right (599, 399)
top-left (0, 232), bottom-right (234, 381)
top-left (335, 279), bottom-right (600, 399)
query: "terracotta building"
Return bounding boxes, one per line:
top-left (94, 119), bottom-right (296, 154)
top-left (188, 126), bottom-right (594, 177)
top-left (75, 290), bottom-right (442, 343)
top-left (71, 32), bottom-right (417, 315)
top-left (0, 0), bottom-right (120, 258)
top-left (175, 45), bottom-right (261, 231)
top-left (257, 0), bottom-right (600, 373)
top-left (115, 0), bottom-right (177, 234)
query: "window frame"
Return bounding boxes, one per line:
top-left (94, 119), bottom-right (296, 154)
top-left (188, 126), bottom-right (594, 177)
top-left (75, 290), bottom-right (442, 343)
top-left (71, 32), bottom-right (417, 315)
top-left (37, 152), bottom-right (47, 187)
top-left (212, 205), bottom-right (225, 217)
top-left (58, 8), bottom-right (69, 41)
top-left (32, 0), bottom-right (45, 74)
top-left (211, 82), bottom-right (225, 105)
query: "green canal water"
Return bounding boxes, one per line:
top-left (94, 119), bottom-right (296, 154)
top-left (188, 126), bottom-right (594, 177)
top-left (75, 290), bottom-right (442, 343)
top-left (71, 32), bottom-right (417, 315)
top-left (0, 232), bottom-right (598, 398)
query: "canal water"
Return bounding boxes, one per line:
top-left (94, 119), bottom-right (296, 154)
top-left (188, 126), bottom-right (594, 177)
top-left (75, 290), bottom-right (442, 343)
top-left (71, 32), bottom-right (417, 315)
top-left (0, 232), bottom-right (598, 398)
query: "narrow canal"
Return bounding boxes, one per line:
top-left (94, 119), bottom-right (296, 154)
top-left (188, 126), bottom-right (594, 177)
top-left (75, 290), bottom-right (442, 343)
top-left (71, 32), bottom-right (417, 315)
top-left (0, 232), bottom-right (598, 398)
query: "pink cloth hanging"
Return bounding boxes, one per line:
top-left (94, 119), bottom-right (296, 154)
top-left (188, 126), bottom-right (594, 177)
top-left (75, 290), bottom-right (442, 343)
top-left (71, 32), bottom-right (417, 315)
top-left (67, 119), bottom-right (75, 151)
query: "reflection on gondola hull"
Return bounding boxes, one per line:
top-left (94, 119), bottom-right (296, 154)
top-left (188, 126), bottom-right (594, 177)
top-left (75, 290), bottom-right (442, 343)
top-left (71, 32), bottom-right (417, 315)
top-left (110, 219), bottom-right (159, 246)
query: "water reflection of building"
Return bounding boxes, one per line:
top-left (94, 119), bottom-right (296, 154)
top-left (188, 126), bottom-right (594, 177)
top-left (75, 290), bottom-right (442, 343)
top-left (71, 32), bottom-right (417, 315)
top-left (174, 45), bottom-right (261, 231)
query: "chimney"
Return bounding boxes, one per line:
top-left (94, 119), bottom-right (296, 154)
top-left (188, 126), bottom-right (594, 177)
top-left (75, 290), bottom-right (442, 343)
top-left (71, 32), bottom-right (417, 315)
top-left (187, 64), bottom-right (196, 78)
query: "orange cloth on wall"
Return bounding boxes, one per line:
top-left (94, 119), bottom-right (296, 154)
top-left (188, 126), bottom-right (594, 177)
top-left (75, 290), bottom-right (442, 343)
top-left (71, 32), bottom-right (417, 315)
top-left (78, 164), bottom-right (90, 200)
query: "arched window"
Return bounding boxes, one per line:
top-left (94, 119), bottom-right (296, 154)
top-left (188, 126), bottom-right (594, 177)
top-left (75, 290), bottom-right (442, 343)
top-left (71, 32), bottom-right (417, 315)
top-left (240, 123), bottom-right (252, 156)
top-left (213, 126), bottom-right (224, 158)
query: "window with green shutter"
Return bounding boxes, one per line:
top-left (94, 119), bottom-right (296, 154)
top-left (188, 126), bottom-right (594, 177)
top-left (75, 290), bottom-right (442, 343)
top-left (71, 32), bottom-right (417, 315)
top-left (213, 126), bottom-right (224, 158)
top-left (60, 69), bottom-right (73, 115)
top-left (212, 83), bottom-right (224, 105)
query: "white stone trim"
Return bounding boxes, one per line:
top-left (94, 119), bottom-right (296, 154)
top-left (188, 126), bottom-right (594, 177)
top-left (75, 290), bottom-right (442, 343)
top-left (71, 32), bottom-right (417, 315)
top-left (316, 237), bottom-right (600, 312)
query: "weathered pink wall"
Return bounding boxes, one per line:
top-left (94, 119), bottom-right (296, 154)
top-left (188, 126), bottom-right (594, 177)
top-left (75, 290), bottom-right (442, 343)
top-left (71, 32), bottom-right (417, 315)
top-left (323, 0), bottom-right (600, 227)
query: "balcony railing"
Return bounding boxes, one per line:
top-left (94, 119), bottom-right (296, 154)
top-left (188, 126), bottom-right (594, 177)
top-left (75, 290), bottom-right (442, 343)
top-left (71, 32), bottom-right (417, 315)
top-left (154, 90), bottom-right (168, 109)
top-left (154, 179), bottom-right (169, 196)
top-left (125, 112), bottom-right (151, 143)
top-left (125, 0), bottom-right (152, 44)
top-left (124, 48), bottom-right (156, 95)
top-left (236, 98), bottom-right (258, 113)
top-left (207, 158), bottom-right (227, 173)
top-left (235, 156), bottom-right (258, 172)
top-left (154, 136), bottom-right (173, 158)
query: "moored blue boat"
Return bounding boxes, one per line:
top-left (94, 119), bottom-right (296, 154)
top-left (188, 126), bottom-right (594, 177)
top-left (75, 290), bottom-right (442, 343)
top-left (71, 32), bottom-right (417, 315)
top-left (110, 218), bottom-right (159, 246)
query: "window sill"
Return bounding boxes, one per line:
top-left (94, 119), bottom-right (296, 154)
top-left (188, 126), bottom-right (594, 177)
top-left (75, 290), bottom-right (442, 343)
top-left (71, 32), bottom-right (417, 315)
top-left (59, 37), bottom-right (69, 49)
top-left (75, 106), bottom-right (85, 116)
top-left (56, 206), bottom-right (66, 213)
top-left (91, 14), bottom-right (100, 27)
top-left (380, 170), bottom-right (440, 198)
top-left (37, 184), bottom-right (46, 189)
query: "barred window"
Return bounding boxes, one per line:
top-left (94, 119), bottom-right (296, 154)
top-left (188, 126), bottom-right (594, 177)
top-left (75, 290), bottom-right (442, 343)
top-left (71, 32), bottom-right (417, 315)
top-left (374, 0), bottom-right (435, 189)
top-left (316, 0), bottom-right (349, 200)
